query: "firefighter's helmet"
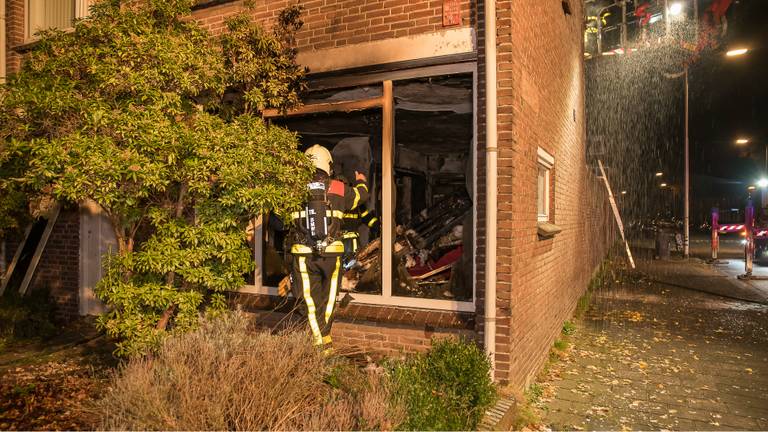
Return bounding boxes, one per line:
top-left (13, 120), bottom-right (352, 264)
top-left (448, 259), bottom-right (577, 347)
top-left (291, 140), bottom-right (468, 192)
top-left (305, 144), bottom-right (333, 175)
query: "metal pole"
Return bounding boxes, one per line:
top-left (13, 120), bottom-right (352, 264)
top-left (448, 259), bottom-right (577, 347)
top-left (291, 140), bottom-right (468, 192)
top-left (684, 66), bottom-right (690, 258)
top-left (741, 198), bottom-right (755, 278)
top-left (764, 145), bottom-right (767, 211)
top-left (597, 15), bottom-right (603, 55)
top-left (620, 1), bottom-right (627, 51)
top-left (711, 207), bottom-right (719, 261)
top-left (694, 0), bottom-right (699, 38)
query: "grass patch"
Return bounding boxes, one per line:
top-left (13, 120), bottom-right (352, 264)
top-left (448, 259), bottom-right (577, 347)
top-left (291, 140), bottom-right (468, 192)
top-left (562, 320), bottom-right (576, 336)
top-left (526, 382), bottom-right (543, 404)
top-left (512, 400), bottom-right (541, 430)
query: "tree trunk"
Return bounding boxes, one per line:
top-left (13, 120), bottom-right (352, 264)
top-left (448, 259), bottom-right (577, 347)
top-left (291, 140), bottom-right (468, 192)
top-left (157, 182), bottom-right (188, 331)
top-left (155, 304), bottom-right (177, 330)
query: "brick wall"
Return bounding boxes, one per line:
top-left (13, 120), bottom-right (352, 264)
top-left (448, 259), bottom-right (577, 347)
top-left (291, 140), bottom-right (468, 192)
top-left (192, 0), bottom-right (473, 51)
top-left (241, 307), bottom-right (476, 356)
top-left (30, 208), bottom-right (80, 321)
top-left (1, 208), bottom-right (80, 321)
top-left (491, 0), bottom-right (613, 389)
top-left (5, 0), bottom-right (24, 73)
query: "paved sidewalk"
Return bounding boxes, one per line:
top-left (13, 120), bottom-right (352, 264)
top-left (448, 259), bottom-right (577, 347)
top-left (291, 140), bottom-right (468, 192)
top-left (536, 260), bottom-right (768, 431)
top-left (637, 258), bottom-right (768, 305)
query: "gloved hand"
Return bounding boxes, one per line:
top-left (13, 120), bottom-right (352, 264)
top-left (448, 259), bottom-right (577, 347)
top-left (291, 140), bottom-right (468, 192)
top-left (369, 223), bottom-right (381, 240)
top-left (355, 171), bottom-right (367, 182)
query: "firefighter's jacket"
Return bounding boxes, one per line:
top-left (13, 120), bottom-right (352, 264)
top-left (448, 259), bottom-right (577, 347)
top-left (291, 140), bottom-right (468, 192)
top-left (291, 171), bottom-right (368, 256)
top-left (341, 206), bottom-right (380, 252)
top-left (342, 206), bottom-right (379, 233)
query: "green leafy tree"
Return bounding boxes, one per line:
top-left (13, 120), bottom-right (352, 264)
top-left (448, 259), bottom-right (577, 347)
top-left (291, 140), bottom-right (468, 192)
top-left (0, 0), bottom-right (313, 355)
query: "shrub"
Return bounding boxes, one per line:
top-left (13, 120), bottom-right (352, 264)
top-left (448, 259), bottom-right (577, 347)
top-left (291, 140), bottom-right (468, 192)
top-left (390, 337), bottom-right (497, 430)
top-left (0, 288), bottom-right (56, 348)
top-left (96, 312), bottom-right (404, 430)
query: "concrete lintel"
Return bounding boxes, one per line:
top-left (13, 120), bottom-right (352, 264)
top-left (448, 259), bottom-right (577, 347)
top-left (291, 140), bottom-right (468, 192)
top-left (297, 27), bottom-right (476, 74)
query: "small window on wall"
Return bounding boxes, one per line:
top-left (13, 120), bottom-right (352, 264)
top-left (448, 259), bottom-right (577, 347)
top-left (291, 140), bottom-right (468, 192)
top-left (26, 0), bottom-right (91, 41)
top-left (537, 147), bottom-right (554, 222)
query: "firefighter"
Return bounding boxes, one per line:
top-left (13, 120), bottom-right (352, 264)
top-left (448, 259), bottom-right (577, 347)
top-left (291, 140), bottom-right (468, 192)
top-left (290, 144), bottom-right (368, 354)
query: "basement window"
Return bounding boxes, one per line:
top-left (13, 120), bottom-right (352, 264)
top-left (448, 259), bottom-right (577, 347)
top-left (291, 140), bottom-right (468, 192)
top-left (537, 147), bottom-right (554, 223)
top-left (26, 0), bottom-right (91, 41)
top-left (249, 64), bottom-right (476, 312)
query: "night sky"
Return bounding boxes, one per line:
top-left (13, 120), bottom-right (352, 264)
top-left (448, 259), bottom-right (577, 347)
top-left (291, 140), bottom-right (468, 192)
top-left (691, 0), bottom-right (768, 185)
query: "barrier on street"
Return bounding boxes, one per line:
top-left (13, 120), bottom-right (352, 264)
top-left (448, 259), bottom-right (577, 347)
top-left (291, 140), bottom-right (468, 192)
top-left (737, 198), bottom-right (768, 280)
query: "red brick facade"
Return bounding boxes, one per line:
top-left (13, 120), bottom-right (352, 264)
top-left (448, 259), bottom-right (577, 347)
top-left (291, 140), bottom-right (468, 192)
top-left (1, 208), bottom-right (80, 321)
top-left (5, 0), bottom-right (24, 73)
top-left (491, 0), bottom-right (612, 387)
top-left (192, 0), bottom-right (473, 49)
top-left (31, 209), bottom-right (80, 320)
top-left (2, 0), bottom-right (615, 389)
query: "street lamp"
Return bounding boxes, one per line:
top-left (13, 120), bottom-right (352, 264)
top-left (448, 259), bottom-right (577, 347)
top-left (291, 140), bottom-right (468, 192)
top-left (655, 172), bottom-right (664, 177)
top-left (660, 183), bottom-right (668, 188)
top-left (757, 178), bottom-right (768, 189)
top-left (621, 190), bottom-right (627, 195)
top-left (726, 48), bottom-right (749, 57)
top-left (674, 35), bottom-right (744, 259)
top-left (735, 137), bottom-right (766, 173)
top-left (668, 2), bottom-right (684, 16)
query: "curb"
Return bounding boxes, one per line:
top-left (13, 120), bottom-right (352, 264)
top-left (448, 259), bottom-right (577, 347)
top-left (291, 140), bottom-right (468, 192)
top-left (478, 395), bottom-right (516, 431)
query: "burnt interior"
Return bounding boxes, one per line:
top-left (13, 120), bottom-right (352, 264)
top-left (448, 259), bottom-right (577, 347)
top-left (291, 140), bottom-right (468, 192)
top-left (260, 72), bottom-right (474, 302)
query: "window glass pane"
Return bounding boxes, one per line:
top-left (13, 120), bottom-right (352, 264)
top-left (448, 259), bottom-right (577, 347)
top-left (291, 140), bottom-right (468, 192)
top-left (28, 0), bottom-right (75, 36)
top-left (537, 166), bottom-right (547, 217)
top-left (392, 73), bottom-right (474, 301)
top-left (269, 108), bottom-right (383, 295)
top-left (304, 85), bottom-right (383, 105)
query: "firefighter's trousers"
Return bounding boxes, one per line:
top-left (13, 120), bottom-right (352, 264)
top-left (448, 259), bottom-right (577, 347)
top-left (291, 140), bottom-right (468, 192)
top-left (290, 254), bottom-right (342, 350)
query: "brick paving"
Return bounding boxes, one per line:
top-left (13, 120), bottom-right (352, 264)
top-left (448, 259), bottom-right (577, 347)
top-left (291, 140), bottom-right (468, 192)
top-left (536, 263), bottom-right (768, 431)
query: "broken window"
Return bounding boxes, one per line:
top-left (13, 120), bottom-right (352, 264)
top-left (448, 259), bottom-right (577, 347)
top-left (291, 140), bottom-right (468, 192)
top-left (392, 74), bottom-right (474, 301)
top-left (250, 68), bottom-right (476, 311)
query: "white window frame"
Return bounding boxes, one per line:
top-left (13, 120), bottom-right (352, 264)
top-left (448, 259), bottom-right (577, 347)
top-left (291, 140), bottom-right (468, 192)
top-left (25, 0), bottom-right (91, 42)
top-left (242, 63), bottom-right (477, 313)
top-left (537, 147), bottom-right (554, 223)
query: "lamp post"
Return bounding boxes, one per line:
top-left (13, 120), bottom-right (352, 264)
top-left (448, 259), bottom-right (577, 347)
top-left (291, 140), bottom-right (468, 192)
top-left (674, 44), bottom-right (747, 259)
top-left (684, 65), bottom-right (690, 258)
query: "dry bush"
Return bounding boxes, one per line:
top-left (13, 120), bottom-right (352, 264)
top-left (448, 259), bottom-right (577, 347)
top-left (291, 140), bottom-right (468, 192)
top-left (96, 312), bottom-right (403, 431)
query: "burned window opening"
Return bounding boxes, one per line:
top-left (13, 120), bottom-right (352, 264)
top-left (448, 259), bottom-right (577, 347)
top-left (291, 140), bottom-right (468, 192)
top-left (251, 71), bottom-right (475, 308)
